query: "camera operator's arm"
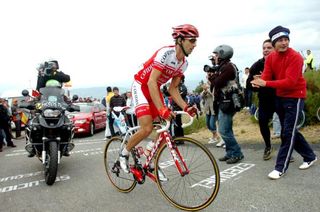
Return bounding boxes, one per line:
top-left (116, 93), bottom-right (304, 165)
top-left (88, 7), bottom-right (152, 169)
top-left (53, 71), bottom-right (70, 83)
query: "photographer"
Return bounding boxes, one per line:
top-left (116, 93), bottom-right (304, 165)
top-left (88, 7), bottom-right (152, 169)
top-left (36, 60), bottom-right (70, 91)
top-left (203, 56), bottom-right (224, 147)
top-left (207, 44), bottom-right (244, 164)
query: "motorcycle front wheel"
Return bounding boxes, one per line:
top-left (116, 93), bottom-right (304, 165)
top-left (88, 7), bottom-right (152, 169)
top-left (44, 142), bottom-right (58, 185)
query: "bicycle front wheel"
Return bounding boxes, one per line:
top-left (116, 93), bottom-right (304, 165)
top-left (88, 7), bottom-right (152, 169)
top-left (104, 137), bottom-right (137, 193)
top-left (155, 137), bottom-right (220, 211)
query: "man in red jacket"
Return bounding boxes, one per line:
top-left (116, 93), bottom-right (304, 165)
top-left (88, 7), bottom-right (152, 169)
top-left (251, 25), bottom-right (317, 180)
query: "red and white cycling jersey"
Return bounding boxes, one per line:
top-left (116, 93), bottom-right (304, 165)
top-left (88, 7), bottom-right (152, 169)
top-left (134, 45), bottom-right (188, 86)
top-left (132, 45), bottom-right (188, 119)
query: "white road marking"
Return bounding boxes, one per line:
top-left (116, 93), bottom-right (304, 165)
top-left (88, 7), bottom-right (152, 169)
top-left (0, 175), bottom-right (71, 193)
top-left (190, 163), bottom-right (255, 189)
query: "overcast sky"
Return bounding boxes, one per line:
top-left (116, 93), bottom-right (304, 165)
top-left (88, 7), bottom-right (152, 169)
top-left (1, 0), bottom-right (319, 95)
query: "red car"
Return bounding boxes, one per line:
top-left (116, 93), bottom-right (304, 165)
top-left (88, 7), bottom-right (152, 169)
top-left (68, 102), bottom-right (107, 136)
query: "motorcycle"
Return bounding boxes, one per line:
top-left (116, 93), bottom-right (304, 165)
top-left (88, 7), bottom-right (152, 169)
top-left (20, 84), bottom-right (79, 185)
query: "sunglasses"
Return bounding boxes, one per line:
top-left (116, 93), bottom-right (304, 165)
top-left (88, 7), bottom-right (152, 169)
top-left (185, 38), bottom-right (197, 44)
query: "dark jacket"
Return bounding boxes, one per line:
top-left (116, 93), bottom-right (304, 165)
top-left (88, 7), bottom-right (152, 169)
top-left (246, 58), bottom-right (276, 100)
top-left (36, 71), bottom-right (70, 91)
top-left (209, 60), bottom-right (236, 102)
top-left (110, 95), bottom-right (126, 115)
top-left (0, 104), bottom-right (10, 127)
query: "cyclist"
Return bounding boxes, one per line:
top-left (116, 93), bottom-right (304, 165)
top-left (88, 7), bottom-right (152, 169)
top-left (119, 24), bottom-right (199, 173)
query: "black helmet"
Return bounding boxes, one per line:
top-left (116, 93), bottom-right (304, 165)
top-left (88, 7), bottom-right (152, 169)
top-left (213, 45), bottom-right (234, 60)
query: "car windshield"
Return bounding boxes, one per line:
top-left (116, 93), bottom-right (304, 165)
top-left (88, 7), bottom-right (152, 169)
top-left (77, 104), bottom-right (93, 113)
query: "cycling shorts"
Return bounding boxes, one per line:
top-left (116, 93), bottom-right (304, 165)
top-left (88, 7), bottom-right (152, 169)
top-left (131, 80), bottom-right (164, 119)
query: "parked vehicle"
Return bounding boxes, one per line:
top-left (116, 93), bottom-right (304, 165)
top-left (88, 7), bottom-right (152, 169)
top-left (67, 102), bottom-right (107, 136)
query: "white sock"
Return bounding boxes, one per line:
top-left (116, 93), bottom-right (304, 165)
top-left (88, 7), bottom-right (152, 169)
top-left (121, 148), bottom-right (129, 156)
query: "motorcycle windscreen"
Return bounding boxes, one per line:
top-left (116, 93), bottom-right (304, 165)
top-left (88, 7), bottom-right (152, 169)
top-left (39, 87), bottom-right (65, 103)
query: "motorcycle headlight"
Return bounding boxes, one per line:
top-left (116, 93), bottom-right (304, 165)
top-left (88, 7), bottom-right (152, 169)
top-left (75, 119), bottom-right (87, 124)
top-left (43, 109), bottom-right (61, 118)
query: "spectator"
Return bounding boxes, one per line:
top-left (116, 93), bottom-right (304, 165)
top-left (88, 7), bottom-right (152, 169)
top-left (104, 86), bottom-right (115, 139)
top-left (201, 83), bottom-right (222, 144)
top-left (246, 39), bottom-right (280, 160)
top-left (242, 67), bottom-right (252, 109)
top-left (251, 25), bottom-right (317, 179)
top-left (11, 99), bottom-right (22, 138)
top-left (194, 93), bottom-right (202, 113)
top-left (109, 87), bottom-right (126, 137)
top-left (0, 98), bottom-right (16, 149)
top-left (209, 45), bottom-right (244, 164)
top-left (303, 49), bottom-right (316, 72)
top-left (126, 91), bottom-right (138, 128)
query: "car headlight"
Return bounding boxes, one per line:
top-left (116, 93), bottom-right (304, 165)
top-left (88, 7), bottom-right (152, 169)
top-left (75, 119), bottom-right (87, 124)
top-left (43, 109), bottom-right (61, 118)
top-left (67, 114), bottom-right (75, 119)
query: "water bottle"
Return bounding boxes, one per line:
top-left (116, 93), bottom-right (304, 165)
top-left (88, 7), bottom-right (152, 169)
top-left (144, 141), bottom-right (155, 157)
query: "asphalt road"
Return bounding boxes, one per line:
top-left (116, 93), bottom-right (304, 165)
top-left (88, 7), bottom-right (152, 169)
top-left (1, 131), bottom-right (319, 212)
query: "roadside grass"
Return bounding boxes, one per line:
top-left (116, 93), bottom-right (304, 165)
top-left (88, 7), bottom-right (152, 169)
top-left (184, 115), bottom-right (206, 135)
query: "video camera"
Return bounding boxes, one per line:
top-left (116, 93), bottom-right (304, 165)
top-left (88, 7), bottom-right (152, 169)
top-left (203, 65), bottom-right (219, 73)
top-left (43, 62), bottom-right (56, 76)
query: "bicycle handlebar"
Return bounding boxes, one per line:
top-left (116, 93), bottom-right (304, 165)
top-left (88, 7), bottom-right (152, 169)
top-left (156, 111), bottom-right (194, 134)
top-left (113, 106), bottom-right (130, 113)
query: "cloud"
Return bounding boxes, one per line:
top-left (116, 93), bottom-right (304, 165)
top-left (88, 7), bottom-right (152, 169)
top-left (0, 0), bottom-right (319, 94)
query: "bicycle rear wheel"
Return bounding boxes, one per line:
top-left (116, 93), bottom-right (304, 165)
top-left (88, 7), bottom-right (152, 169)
top-left (155, 137), bottom-right (220, 211)
top-left (104, 137), bottom-right (137, 193)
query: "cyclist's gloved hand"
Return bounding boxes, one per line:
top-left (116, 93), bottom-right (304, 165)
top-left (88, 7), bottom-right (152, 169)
top-left (159, 107), bottom-right (173, 120)
top-left (184, 105), bottom-right (197, 117)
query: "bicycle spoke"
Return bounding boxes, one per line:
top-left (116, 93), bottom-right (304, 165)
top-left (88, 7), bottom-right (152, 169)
top-left (155, 137), bottom-right (220, 210)
top-left (104, 137), bottom-right (137, 193)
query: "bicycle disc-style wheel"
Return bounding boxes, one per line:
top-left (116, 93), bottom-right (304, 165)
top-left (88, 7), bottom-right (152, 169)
top-left (155, 137), bottom-right (220, 211)
top-left (104, 136), bottom-right (137, 193)
top-left (296, 110), bottom-right (305, 129)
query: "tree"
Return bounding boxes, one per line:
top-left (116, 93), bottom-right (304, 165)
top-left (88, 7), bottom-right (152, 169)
top-left (194, 80), bottom-right (205, 94)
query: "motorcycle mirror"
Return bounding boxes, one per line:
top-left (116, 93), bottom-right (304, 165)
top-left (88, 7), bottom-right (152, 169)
top-left (67, 104), bottom-right (80, 112)
top-left (22, 89), bottom-right (29, 97)
top-left (72, 94), bottom-right (79, 101)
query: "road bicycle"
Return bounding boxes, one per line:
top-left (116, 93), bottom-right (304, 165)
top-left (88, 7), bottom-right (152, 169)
top-left (254, 107), bottom-right (305, 129)
top-left (104, 109), bottom-right (220, 211)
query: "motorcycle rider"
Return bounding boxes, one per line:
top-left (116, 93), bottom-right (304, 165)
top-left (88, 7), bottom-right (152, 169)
top-left (28, 60), bottom-right (72, 157)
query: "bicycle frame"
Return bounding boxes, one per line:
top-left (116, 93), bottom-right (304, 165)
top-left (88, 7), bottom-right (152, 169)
top-left (131, 127), bottom-right (191, 183)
